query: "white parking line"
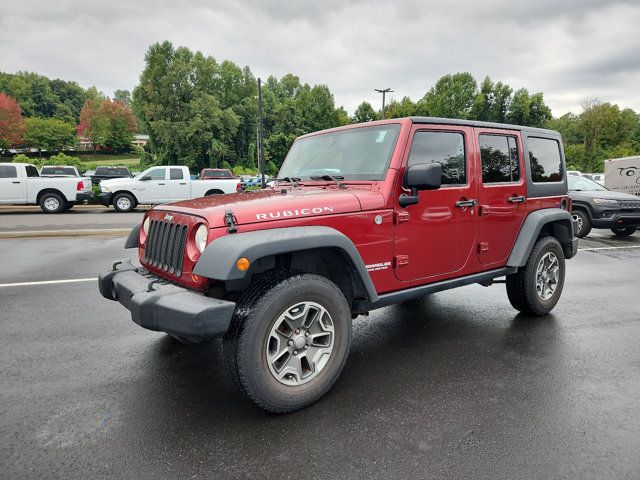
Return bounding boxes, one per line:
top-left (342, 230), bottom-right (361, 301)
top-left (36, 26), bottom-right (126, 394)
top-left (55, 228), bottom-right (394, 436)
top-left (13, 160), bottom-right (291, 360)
top-left (579, 245), bottom-right (640, 252)
top-left (0, 278), bottom-right (97, 288)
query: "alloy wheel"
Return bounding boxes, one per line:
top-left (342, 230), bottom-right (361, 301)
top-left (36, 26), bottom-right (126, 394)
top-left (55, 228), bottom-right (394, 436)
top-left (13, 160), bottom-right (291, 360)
top-left (266, 301), bottom-right (335, 386)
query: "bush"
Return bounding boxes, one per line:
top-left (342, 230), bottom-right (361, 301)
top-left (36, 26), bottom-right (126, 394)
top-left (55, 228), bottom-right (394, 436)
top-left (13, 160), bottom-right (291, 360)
top-left (47, 152), bottom-right (83, 168)
top-left (12, 154), bottom-right (32, 164)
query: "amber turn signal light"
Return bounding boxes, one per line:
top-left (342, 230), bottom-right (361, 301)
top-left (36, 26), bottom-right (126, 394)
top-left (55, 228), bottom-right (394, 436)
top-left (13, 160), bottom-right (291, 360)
top-left (236, 257), bottom-right (250, 271)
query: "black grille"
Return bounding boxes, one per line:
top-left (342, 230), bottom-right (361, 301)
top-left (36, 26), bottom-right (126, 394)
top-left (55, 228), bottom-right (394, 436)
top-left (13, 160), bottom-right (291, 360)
top-left (145, 220), bottom-right (188, 276)
top-left (619, 200), bottom-right (640, 209)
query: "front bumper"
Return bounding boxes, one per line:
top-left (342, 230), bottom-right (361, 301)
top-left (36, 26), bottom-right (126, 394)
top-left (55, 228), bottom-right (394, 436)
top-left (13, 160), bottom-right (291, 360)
top-left (591, 211), bottom-right (640, 229)
top-left (98, 260), bottom-right (236, 340)
top-left (97, 192), bottom-right (112, 206)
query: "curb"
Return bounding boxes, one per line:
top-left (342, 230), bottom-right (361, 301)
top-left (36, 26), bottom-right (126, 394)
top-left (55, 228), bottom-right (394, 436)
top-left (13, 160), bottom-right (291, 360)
top-left (0, 228), bottom-right (131, 239)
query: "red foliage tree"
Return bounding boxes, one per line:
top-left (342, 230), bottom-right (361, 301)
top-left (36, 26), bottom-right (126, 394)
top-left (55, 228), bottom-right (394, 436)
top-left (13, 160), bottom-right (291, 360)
top-left (0, 93), bottom-right (26, 149)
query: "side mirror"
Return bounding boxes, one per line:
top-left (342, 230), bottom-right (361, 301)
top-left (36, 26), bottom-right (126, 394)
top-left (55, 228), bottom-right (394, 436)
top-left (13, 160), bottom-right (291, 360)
top-left (399, 163), bottom-right (442, 207)
top-left (140, 176), bottom-right (152, 181)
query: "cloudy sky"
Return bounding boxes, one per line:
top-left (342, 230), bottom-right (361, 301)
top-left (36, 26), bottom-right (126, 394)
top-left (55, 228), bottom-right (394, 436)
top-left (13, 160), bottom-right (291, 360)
top-left (1, 0), bottom-right (639, 116)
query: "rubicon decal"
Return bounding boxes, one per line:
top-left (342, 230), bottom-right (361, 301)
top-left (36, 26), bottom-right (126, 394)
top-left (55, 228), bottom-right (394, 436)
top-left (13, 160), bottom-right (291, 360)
top-left (256, 206), bottom-right (334, 220)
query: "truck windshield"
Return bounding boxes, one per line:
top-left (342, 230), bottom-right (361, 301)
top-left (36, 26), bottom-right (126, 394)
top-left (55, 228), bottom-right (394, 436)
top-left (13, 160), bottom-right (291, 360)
top-left (278, 124), bottom-right (401, 181)
top-left (568, 176), bottom-right (607, 191)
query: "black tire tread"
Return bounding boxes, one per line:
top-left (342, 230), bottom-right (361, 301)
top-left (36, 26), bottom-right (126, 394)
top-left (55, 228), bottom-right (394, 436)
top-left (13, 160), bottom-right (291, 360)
top-left (506, 236), bottom-right (565, 316)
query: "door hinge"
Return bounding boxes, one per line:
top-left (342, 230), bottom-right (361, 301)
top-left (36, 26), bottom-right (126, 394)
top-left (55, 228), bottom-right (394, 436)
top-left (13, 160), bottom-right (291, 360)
top-left (395, 255), bottom-right (409, 267)
top-left (478, 242), bottom-right (489, 254)
top-left (395, 211), bottom-right (410, 224)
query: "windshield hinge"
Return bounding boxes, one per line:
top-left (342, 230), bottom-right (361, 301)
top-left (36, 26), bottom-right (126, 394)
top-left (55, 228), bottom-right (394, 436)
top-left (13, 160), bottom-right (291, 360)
top-left (224, 209), bottom-right (238, 234)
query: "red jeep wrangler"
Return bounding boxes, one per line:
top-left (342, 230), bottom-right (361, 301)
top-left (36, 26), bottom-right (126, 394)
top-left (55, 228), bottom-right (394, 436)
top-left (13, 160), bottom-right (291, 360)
top-left (99, 117), bottom-right (577, 412)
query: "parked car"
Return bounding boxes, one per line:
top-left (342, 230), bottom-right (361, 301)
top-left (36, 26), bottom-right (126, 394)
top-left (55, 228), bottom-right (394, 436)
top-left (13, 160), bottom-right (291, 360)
top-left (40, 165), bottom-right (81, 177)
top-left (199, 168), bottom-right (236, 179)
top-left (89, 166), bottom-right (133, 185)
top-left (582, 173), bottom-right (605, 186)
top-left (0, 162), bottom-right (92, 213)
top-left (97, 165), bottom-right (242, 212)
top-left (99, 117), bottom-right (577, 413)
top-left (243, 176), bottom-right (270, 188)
top-left (569, 175), bottom-right (640, 237)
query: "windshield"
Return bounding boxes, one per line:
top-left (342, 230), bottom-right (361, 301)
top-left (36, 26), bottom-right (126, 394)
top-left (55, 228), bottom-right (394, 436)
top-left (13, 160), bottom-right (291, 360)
top-left (568, 175), bottom-right (607, 191)
top-left (278, 124), bottom-right (401, 181)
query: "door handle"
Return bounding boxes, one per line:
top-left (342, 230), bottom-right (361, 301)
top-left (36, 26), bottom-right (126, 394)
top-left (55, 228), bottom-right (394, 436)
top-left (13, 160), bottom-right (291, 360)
top-left (158, 183), bottom-right (165, 185)
top-left (507, 195), bottom-right (526, 203)
top-left (12, 181), bottom-right (21, 184)
top-left (455, 199), bottom-right (478, 208)
top-left (179, 182), bottom-right (187, 185)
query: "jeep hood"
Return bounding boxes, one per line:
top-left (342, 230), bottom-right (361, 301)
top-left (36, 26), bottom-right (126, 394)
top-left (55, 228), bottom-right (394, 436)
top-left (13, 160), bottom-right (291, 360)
top-left (155, 187), bottom-right (386, 228)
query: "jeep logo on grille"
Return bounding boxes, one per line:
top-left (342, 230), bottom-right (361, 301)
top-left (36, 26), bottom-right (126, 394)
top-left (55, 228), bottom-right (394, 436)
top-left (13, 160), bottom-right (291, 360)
top-left (164, 214), bottom-right (173, 222)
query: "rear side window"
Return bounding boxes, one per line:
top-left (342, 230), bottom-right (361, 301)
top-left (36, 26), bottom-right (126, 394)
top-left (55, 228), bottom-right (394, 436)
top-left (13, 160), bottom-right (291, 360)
top-left (408, 131), bottom-right (466, 185)
top-left (0, 165), bottom-right (17, 178)
top-left (95, 167), bottom-right (107, 175)
top-left (170, 168), bottom-right (184, 180)
top-left (479, 135), bottom-right (520, 183)
top-left (528, 137), bottom-right (562, 183)
top-left (25, 165), bottom-right (39, 177)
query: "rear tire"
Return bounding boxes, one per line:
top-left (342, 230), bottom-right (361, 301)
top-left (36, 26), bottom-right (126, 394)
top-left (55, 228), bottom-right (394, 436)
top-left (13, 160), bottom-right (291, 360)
top-left (39, 192), bottom-right (66, 214)
top-left (223, 271), bottom-right (352, 413)
top-left (112, 192), bottom-right (136, 212)
top-left (571, 210), bottom-right (591, 238)
top-left (506, 236), bottom-right (566, 316)
top-left (611, 226), bottom-right (637, 237)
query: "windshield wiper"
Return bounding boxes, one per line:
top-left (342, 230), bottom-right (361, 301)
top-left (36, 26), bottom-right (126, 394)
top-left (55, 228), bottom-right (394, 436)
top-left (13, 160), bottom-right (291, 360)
top-left (272, 177), bottom-right (301, 186)
top-left (309, 175), bottom-right (346, 189)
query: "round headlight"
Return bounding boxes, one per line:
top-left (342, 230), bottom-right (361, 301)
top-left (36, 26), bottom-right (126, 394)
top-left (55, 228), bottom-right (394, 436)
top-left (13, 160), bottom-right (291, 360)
top-left (195, 224), bottom-right (208, 253)
top-left (142, 217), bottom-right (150, 235)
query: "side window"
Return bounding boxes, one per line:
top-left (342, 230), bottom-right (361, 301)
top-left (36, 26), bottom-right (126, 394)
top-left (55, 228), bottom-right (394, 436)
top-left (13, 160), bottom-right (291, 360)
top-left (528, 137), bottom-right (562, 183)
top-left (169, 168), bottom-right (184, 180)
top-left (0, 165), bottom-right (17, 178)
top-left (408, 131), bottom-right (466, 185)
top-left (479, 134), bottom-right (520, 183)
top-left (25, 165), bottom-right (39, 177)
top-left (146, 168), bottom-right (166, 180)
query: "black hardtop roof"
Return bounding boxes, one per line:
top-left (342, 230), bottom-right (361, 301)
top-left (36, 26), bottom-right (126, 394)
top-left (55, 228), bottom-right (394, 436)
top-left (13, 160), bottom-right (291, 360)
top-left (409, 116), bottom-right (559, 136)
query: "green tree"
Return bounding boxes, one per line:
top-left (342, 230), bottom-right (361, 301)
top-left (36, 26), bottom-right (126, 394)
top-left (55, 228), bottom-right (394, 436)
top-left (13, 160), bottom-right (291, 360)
top-left (352, 101), bottom-right (379, 123)
top-left (417, 72), bottom-right (477, 119)
top-left (385, 96), bottom-right (416, 119)
top-left (113, 89), bottom-right (132, 106)
top-left (23, 117), bottom-right (76, 154)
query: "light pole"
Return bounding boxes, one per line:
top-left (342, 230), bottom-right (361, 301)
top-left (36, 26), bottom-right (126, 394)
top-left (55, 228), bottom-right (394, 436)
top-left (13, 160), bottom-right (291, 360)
top-left (258, 77), bottom-right (266, 188)
top-left (374, 88), bottom-right (393, 119)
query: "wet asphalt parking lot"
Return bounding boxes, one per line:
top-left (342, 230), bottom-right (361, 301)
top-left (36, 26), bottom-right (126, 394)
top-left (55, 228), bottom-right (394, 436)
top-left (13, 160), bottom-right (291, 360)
top-left (1, 227), bottom-right (639, 479)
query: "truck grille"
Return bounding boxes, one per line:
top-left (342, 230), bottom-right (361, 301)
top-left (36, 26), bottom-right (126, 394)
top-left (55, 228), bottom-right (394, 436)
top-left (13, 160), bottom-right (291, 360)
top-left (144, 220), bottom-right (188, 276)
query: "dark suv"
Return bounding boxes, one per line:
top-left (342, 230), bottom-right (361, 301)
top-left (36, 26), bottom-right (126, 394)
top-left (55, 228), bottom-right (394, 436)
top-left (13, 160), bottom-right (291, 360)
top-left (569, 175), bottom-right (640, 237)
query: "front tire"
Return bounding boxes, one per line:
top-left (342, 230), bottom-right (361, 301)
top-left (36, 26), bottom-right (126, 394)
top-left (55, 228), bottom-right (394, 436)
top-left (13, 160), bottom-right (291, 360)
top-left (223, 272), bottom-right (352, 413)
top-left (571, 210), bottom-right (591, 238)
top-left (39, 192), bottom-right (66, 213)
top-left (611, 226), bottom-right (637, 237)
top-left (112, 192), bottom-right (136, 212)
top-left (506, 236), bottom-right (566, 316)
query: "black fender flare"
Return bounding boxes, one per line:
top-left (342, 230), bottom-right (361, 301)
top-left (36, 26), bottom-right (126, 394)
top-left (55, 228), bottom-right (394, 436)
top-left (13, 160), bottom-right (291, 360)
top-left (193, 226), bottom-right (379, 302)
top-left (507, 208), bottom-right (577, 267)
top-left (125, 224), bottom-right (141, 248)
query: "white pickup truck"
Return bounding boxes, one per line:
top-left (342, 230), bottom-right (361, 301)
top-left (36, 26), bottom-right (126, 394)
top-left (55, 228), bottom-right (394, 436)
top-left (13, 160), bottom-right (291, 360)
top-left (0, 162), bottom-right (92, 213)
top-left (97, 165), bottom-right (242, 212)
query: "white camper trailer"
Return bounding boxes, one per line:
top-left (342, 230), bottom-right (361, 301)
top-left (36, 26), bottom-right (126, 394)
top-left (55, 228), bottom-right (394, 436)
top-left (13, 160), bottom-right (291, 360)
top-left (604, 156), bottom-right (640, 197)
